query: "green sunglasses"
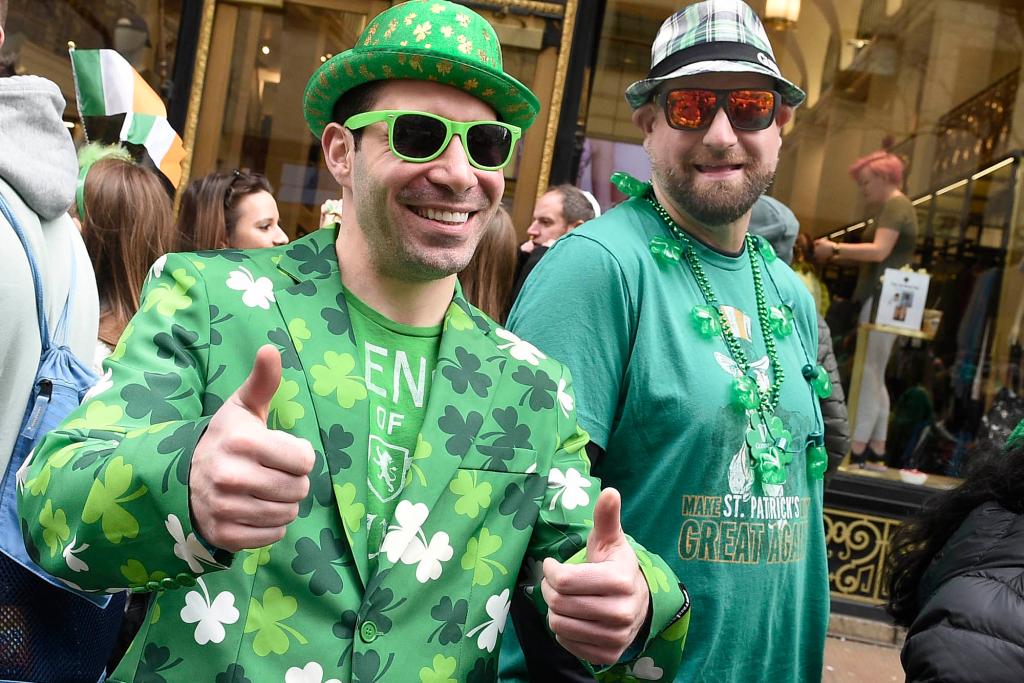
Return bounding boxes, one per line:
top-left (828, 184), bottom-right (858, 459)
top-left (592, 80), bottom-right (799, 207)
top-left (343, 110), bottom-right (522, 171)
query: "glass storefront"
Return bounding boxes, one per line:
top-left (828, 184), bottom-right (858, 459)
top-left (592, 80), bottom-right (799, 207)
top-left (6, 0), bottom-right (185, 132)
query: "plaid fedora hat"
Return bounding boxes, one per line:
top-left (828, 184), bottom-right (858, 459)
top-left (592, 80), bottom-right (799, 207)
top-left (303, 0), bottom-right (540, 138)
top-left (626, 0), bottom-right (806, 109)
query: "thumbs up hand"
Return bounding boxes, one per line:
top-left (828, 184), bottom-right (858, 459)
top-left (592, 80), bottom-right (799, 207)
top-left (189, 345), bottom-right (315, 552)
top-left (541, 488), bottom-right (651, 665)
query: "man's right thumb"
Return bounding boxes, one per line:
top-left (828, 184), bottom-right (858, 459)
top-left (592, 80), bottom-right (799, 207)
top-left (235, 344), bottom-right (282, 421)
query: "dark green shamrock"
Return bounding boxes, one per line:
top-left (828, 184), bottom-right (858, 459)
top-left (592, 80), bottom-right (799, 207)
top-left (121, 371), bottom-right (193, 424)
top-left (332, 609), bottom-right (358, 665)
top-left (512, 366), bottom-right (556, 411)
top-left (209, 305), bottom-right (232, 346)
top-left (357, 571), bottom-right (407, 633)
top-left (321, 424), bottom-right (354, 472)
top-left (322, 293), bottom-right (356, 343)
top-left (352, 650), bottom-right (395, 683)
top-left (300, 449), bottom-right (333, 517)
top-left (428, 596), bottom-right (468, 645)
top-left (291, 527), bottom-right (352, 595)
top-left (438, 406), bottom-right (484, 456)
top-left (441, 346), bottom-right (492, 397)
top-left (285, 241), bottom-right (334, 276)
top-left (134, 642), bottom-right (183, 683)
top-left (455, 298), bottom-right (491, 333)
top-left (215, 663), bottom-right (252, 683)
top-left (498, 474), bottom-right (546, 530)
top-left (268, 327), bottom-right (301, 370)
top-left (478, 407), bottom-right (533, 470)
top-left (286, 280), bottom-right (317, 297)
top-left (467, 657), bottom-right (498, 683)
top-left (70, 444), bottom-right (115, 473)
top-left (691, 304), bottom-right (722, 338)
top-left (196, 248), bottom-right (247, 262)
top-left (157, 420), bottom-right (209, 492)
top-left (153, 324), bottom-right (205, 369)
top-left (556, 531), bottom-right (584, 561)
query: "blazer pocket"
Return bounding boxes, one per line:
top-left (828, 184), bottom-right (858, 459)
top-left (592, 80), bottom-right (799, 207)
top-left (459, 446), bottom-right (539, 474)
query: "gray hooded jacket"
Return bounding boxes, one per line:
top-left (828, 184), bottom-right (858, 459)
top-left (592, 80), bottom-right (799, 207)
top-left (0, 76), bottom-right (98, 474)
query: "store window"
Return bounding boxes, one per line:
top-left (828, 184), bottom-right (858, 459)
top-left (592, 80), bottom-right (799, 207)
top-left (189, 0), bottom-right (555, 239)
top-left (4, 1), bottom-right (184, 128)
top-left (583, 0), bottom-right (1024, 489)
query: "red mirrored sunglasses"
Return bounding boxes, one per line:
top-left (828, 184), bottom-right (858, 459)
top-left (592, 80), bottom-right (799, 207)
top-left (659, 88), bottom-right (779, 132)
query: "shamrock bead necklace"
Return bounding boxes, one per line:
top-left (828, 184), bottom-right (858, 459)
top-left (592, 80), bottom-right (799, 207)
top-left (644, 190), bottom-right (786, 416)
top-left (626, 173), bottom-right (831, 484)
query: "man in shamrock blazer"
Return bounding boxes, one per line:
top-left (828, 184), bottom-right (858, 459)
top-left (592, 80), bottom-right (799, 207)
top-left (18, 2), bottom-right (689, 681)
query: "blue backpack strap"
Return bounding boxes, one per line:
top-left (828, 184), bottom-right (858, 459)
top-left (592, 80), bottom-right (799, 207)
top-left (0, 192), bottom-right (51, 351)
top-left (52, 235), bottom-right (78, 347)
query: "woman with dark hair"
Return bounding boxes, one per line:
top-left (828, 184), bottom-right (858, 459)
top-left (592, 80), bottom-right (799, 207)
top-left (77, 151), bottom-right (176, 369)
top-left (814, 150), bottom-right (918, 468)
top-left (886, 427), bottom-right (1024, 682)
top-left (458, 205), bottom-right (517, 324)
top-left (176, 170), bottom-right (289, 251)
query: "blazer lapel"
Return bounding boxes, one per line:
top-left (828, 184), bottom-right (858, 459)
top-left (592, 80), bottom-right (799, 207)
top-left (274, 227), bottom-right (372, 587)
top-left (374, 294), bottom-right (509, 574)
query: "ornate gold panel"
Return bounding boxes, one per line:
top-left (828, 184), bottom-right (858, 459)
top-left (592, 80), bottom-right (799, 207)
top-left (824, 507), bottom-right (902, 606)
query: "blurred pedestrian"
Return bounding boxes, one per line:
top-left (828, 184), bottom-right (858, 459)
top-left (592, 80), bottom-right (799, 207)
top-left (176, 170), bottom-right (288, 250)
top-left (458, 205), bottom-right (517, 323)
top-left (76, 146), bottom-right (175, 369)
top-left (815, 150), bottom-right (917, 468)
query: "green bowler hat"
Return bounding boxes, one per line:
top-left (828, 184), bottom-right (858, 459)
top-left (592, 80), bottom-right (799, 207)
top-left (303, 0), bottom-right (540, 138)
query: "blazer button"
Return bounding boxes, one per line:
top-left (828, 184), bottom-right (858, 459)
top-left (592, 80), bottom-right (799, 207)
top-left (160, 577), bottom-right (178, 590)
top-left (176, 573), bottom-right (197, 587)
top-left (145, 580), bottom-right (163, 592)
top-left (359, 620), bottom-right (379, 643)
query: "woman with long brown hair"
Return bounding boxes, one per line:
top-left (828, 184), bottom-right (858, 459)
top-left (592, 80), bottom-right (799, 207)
top-left (78, 154), bottom-right (176, 368)
top-left (459, 205), bottom-right (518, 324)
top-left (176, 170), bottom-right (289, 251)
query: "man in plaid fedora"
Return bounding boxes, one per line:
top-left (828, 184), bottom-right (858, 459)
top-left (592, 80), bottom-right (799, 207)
top-left (505, 1), bottom-right (831, 681)
top-left (21, 1), bottom-right (692, 680)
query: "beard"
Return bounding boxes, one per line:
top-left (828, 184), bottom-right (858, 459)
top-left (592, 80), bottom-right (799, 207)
top-left (352, 160), bottom-right (493, 282)
top-left (652, 148), bottom-right (776, 228)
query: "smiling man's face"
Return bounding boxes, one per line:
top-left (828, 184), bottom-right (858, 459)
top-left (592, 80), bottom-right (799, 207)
top-left (346, 80), bottom-right (504, 282)
top-left (637, 72), bottom-right (788, 230)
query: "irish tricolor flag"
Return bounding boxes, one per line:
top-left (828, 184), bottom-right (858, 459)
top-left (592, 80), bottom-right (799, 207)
top-left (70, 48), bottom-right (185, 188)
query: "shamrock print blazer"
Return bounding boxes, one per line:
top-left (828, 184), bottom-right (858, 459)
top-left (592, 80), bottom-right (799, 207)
top-left (19, 227), bottom-right (690, 682)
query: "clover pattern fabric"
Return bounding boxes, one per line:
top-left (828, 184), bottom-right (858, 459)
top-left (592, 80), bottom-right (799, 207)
top-left (18, 227), bottom-right (689, 682)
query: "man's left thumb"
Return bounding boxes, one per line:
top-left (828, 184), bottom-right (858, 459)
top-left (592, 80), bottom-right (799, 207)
top-left (587, 488), bottom-right (625, 562)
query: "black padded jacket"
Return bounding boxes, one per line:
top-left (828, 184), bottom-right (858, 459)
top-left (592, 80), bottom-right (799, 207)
top-left (901, 502), bottom-right (1024, 682)
top-left (817, 315), bottom-right (850, 479)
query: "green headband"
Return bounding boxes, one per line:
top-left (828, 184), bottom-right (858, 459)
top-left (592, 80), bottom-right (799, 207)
top-left (75, 143), bottom-right (133, 221)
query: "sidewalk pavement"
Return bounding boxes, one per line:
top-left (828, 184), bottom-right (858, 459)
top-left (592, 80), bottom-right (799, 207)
top-left (824, 635), bottom-right (904, 682)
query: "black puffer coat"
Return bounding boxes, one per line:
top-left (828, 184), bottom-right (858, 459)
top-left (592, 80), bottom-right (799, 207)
top-left (901, 502), bottom-right (1024, 682)
top-left (817, 315), bottom-right (850, 478)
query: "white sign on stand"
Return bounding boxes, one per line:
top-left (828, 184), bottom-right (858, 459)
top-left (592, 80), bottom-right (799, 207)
top-left (875, 268), bottom-right (930, 330)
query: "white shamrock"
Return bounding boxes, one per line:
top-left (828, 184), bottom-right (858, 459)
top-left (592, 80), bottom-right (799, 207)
top-left (415, 531), bottom-right (453, 583)
top-left (180, 577), bottom-right (239, 645)
top-left (226, 266), bottom-right (275, 309)
top-left (84, 367), bottom-right (113, 401)
top-left (547, 467), bottom-right (591, 511)
top-left (556, 377), bottom-right (574, 418)
top-left (495, 328), bottom-right (546, 366)
top-left (380, 500), bottom-right (429, 564)
top-left (150, 254), bottom-right (168, 279)
top-left (466, 588), bottom-right (511, 652)
top-left (62, 535), bottom-right (89, 573)
top-left (166, 514), bottom-right (218, 573)
top-left (628, 657), bottom-right (665, 680)
top-left (284, 662), bottom-right (341, 683)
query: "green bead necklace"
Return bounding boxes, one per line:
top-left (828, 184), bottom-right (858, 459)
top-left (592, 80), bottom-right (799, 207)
top-left (643, 187), bottom-right (826, 485)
